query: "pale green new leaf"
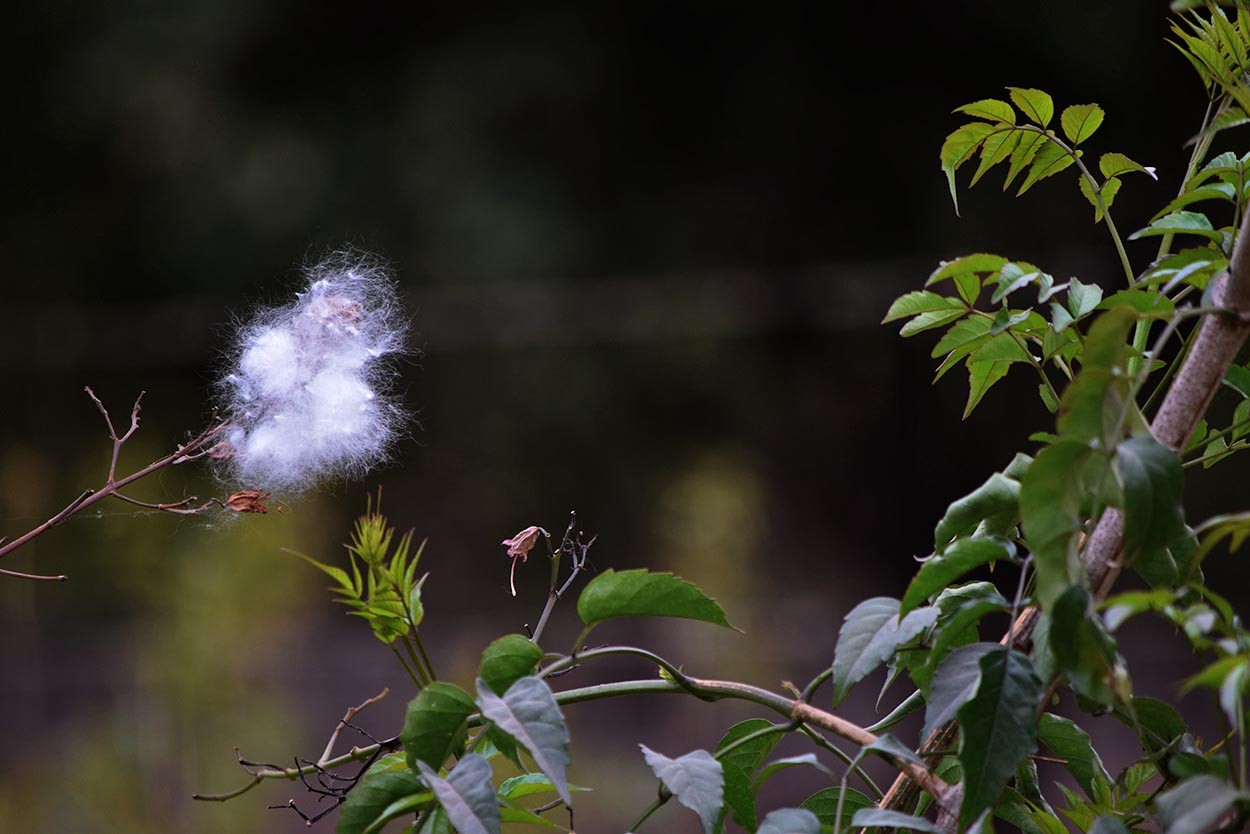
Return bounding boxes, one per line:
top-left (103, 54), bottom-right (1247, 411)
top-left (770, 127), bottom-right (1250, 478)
top-left (956, 98), bottom-right (1016, 124)
top-left (941, 122), bottom-right (996, 213)
top-left (1099, 151), bottom-right (1156, 180)
top-left (1017, 138), bottom-right (1076, 195)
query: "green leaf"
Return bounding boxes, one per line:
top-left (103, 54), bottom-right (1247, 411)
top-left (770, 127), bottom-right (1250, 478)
top-left (475, 677), bottom-right (571, 804)
top-left (414, 807), bottom-right (451, 834)
top-left (1114, 696), bottom-right (1187, 755)
top-left (1003, 130), bottom-right (1047, 190)
top-left (577, 568), bottom-right (733, 630)
top-left (1079, 174), bottom-right (1122, 223)
top-left (882, 290), bottom-right (966, 325)
top-left (1088, 817), bottom-right (1130, 834)
top-left (964, 358), bottom-right (1012, 418)
top-left (753, 753), bottom-right (835, 789)
top-left (1058, 306), bottom-right (1136, 445)
top-left (902, 538), bottom-right (1012, 614)
top-left (923, 585), bottom-right (1012, 692)
top-left (1129, 211), bottom-right (1223, 244)
top-left (832, 597), bottom-right (939, 705)
top-left (1114, 435), bottom-right (1185, 566)
top-left (1037, 713), bottom-right (1111, 798)
top-left (1224, 364), bottom-right (1250, 398)
top-left (1021, 439), bottom-right (1093, 609)
top-left (757, 808), bottom-right (822, 834)
top-left (797, 787), bottom-right (873, 831)
top-left (1156, 775), bottom-right (1246, 834)
top-left (933, 467), bottom-right (1025, 548)
top-left (641, 746), bottom-right (723, 834)
top-left (1061, 104), bottom-right (1105, 144)
top-left (900, 307), bottom-right (969, 337)
top-left (1051, 585), bottom-right (1122, 705)
top-left (1100, 152), bottom-right (1155, 180)
top-left (336, 770), bottom-right (431, 834)
top-left (1097, 289), bottom-right (1175, 317)
top-left (958, 649), bottom-right (1045, 827)
top-left (956, 99), bottom-right (1017, 124)
top-left (499, 805), bottom-right (562, 828)
top-left (1067, 276), bottom-right (1104, 319)
top-left (416, 754), bottom-right (501, 834)
top-left (478, 634), bottom-right (542, 696)
top-left (719, 762), bottom-right (756, 834)
top-left (498, 772), bottom-right (587, 801)
top-left (941, 122), bottom-right (996, 214)
top-left (928, 253), bottom-right (1010, 286)
top-left (1007, 87), bottom-right (1054, 126)
top-left (1017, 138), bottom-right (1076, 195)
top-left (971, 128), bottom-right (1021, 187)
top-left (401, 682), bottom-right (476, 772)
top-left (851, 808), bottom-right (943, 833)
top-left (933, 315), bottom-right (994, 360)
top-left (924, 642), bottom-right (999, 739)
top-left (715, 719), bottom-right (782, 773)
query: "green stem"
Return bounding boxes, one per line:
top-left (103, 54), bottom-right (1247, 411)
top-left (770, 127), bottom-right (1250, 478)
top-left (628, 795), bottom-right (668, 832)
top-left (389, 643), bottom-right (425, 690)
top-left (401, 637), bottom-right (431, 686)
top-left (412, 631), bottom-right (439, 682)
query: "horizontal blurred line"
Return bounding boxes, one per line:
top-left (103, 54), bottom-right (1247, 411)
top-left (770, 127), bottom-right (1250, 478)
top-left (1, 254), bottom-right (1099, 367)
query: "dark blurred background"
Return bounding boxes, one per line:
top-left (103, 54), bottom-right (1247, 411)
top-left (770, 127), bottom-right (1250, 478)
top-left (1, 2), bottom-right (1246, 832)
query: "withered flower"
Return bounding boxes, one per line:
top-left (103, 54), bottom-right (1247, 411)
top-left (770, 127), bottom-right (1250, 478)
top-left (226, 490), bottom-right (271, 514)
top-left (501, 525), bottom-right (547, 597)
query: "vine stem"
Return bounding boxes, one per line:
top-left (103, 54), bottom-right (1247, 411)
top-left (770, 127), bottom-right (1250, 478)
top-left (194, 675), bottom-right (955, 812)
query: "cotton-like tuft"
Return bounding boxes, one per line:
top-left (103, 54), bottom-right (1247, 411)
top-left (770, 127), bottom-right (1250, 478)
top-left (219, 251), bottom-right (408, 493)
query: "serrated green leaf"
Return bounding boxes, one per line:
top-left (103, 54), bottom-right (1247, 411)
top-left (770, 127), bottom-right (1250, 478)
top-left (1008, 88), bottom-right (1054, 126)
top-left (832, 597), bottom-right (939, 705)
top-left (1061, 104), bottom-right (1105, 144)
top-left (476, 677), bottom-right (571, 803)
top-left (928, 253), bottom-right (1010, 286)
top-left (900, 307), bottom-right (969, 337)
top-left (1059, 306), bottom-right (1136, 445)
top-left (641, 746), bottom-right (723, 834)
top-left (758, 808), bottom-right (822, 834)
top-left (336, 770), bottom-right (432, 834)
top-left (1097, 290), bottom-right (1174, 317)
top-left (576, 568), bottom-right (733, 630)
top-left (1003, 130), bottom-right (1047, 190)
top-left (715, 719), bottom-right (782, 774)
top-left (1037, 713), bottom-right (1111, 798)
top-left (1224, 364), bottom-right (1250, 398)
top-left (942, 122), bottom-right (996, 214)
top-left (1078, 174), bottom-right (1122, 223)
top-left (971, 128), bottom-right (1021, 187)
top-left (416, 754), bottom-right (501, 834)
top-left (498, 772), bottom-right (587, 801)
top-left (882, 291), bottom-right (966, 324)
top-left (1129, 211), bottom-right (1223, 244)
top-left (401, 683), bottom-right (477, 772)
top-left (1100, 152), bottom-right (1155, 180)
top-left (719, 761), bottom-right (756, 833)
top-left (932, 316), bottom-right (994, 360)
top-left (1021, 439), bottom-right (1094, 609)
top-left (1018, 138), bottom-right (1076, 195)
top-left (956, 99), bottom-right (1017, 124)
top-left (1067, 276), bottom-right (1103, 320)
top-left (478, 634), bottom-right (542, 696)
top-left (797, 787), bottom-right (873, 831)
top-left (958, 649), bottom-right (1045, 826)
top-left (964, 358), bottom-right (1012, 418)
top-left (902, 538), bottom-right (1011, 615)
top-left (924, 642), bottom-right (1000, 739)
top-left (1114, 696), bottom-right (1188, 755)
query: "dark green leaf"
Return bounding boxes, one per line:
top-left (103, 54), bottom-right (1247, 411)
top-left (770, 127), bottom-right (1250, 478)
top-left (336, 770), bottom-right (431, 834)
top-left (757, 808), bottom-right (822, 834)
top-left (1115, 435), bottom-right (1185, 567)
top-left (956, 99), bottom-right (1016, 124)
top-left (832, 597), bottom-right (939, 705)
top-left (902, 538), bottom-right (1012, 614)
top-left (882, 290), bottom-right (966, 325)
top-left (714, 719), bottom-right (782, 774)
top-left (797, 787), bottom-right (873, 831)
top-left (1224, 364), bottom-right (1250, 398)
top-left (641, 746), bottom-right (723, 834)
top-left (577, 569), bottom-right (733, 630)
top-left (933, 467), bottom-right (1025, 548)
top-left (475, 677), bottom-right (571, 803)
top-left (1156, 775), bottom-right (1245, 834)
top-left (753, 753), bottom-right (834, 788)
top-left (719, 762), bottom-right (756, 833)
top-left (924, 642), bottom-right (1000, 739)
top-left (1097, 290), bottom-right (1175, 316)
top-left (401, 682), bottom-right (476, 772)
top-left (1057, 306), bottom-right (1135, 445)
top-left (416, 754), bottom-right (501, 834)
top-left (1007, 88), bottom-right (1054, 126)
top-left (1061, 104), bottom-right (1105, 144)
top-left (1051, 585), bottom-right (1122, 705)
top-left (941, 123), bottom-right (996, 213)
top-left (1037, 713), bottom-right (1111, 797)
top-left (851, 808), bottom-right (943, 833)
top-left (1129, 211), bottom-right (1223, 244)
top-left (1115, 696), bottom-right (1187, 755)
top-left (1021, 440), bottom-right (1093, 609)
top-left (478, 634), bottom-right (542, 696)
top-left (958, 649), bottom-right (1044, 827)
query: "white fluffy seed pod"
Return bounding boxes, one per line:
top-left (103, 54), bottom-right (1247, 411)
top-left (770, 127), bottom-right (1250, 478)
top-left (218, 250), bottom-right (408, 493)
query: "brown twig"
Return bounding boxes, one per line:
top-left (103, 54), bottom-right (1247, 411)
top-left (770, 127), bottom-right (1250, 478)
top-left (0, 389), bottom-right (228, 576)
top-left (880, 205), bottom-right (1250, 826)
top-left (318, 688), bottom-right (390, 765)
